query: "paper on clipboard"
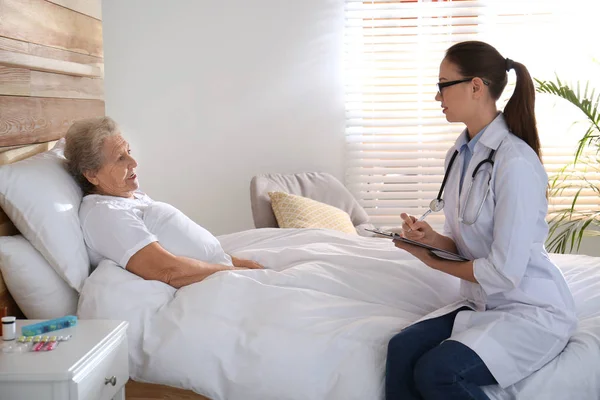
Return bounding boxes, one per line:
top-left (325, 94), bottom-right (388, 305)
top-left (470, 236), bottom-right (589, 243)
top-left (366, 228), bottom-right (469, 262)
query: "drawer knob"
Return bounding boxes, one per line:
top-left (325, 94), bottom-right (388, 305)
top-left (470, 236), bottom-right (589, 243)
top-left (105, 376), bottom-right (117, 386)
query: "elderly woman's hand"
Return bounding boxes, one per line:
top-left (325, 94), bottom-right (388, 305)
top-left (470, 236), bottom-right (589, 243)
top-left (231, 256), bottom-right (264, 270)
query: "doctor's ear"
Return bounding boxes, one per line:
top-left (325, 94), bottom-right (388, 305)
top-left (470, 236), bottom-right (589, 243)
top-left (471, 77), bottom-right (486, 99)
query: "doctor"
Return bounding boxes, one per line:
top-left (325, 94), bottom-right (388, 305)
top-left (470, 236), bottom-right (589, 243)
top-left (385, 41), bottom-right (577, 400)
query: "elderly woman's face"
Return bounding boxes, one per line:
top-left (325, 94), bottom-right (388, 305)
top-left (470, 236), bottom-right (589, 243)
top-left (85, 134), bottom-right (139, 198)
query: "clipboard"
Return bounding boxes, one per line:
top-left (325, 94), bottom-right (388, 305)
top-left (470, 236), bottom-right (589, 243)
top-left (366, 228), bottom-right (469, 262)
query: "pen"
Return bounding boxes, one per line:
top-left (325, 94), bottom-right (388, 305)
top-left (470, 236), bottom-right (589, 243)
top-left (405, 209), bottom-right (431, 233)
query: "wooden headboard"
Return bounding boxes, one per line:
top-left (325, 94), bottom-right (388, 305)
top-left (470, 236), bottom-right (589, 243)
top-left (0, 0), bottom-right (104, 318)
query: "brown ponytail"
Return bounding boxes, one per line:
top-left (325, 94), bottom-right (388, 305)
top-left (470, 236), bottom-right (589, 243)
top-left (445, 41), bottom-right (542, 161)
top-left (503, 61), bottom-right (541, 159)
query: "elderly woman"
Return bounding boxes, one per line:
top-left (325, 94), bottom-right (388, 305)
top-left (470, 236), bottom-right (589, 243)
top-left (65, 116), bottom-right (262, 288)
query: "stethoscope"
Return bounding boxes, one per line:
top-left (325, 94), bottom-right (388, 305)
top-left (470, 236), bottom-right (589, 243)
top-left (421, 148), bottom-right (496, 225)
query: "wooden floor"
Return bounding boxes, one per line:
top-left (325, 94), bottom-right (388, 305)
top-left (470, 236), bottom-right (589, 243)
top-left (125, 380), bottom-right (210, 400)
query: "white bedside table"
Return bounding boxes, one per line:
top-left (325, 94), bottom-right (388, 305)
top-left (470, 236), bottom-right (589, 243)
top-left (0, 319), bottom-right (129, 400)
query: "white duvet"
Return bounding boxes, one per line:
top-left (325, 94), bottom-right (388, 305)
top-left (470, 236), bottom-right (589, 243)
top-left (78, 228), bottom-right (600, 400)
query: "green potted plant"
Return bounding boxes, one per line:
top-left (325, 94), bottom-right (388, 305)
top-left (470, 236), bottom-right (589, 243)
top-left (535, 77), bottom-right (600, 253)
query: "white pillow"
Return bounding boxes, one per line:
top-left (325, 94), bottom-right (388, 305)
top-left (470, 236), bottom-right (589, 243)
top-left (0, 235), bottom-right (78, 319)
top-left (0, 140), bottom-right (90, 291)
top-left (143, 201), bottom-right (233, 266)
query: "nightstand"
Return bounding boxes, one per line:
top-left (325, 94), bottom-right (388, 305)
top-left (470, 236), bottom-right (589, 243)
top-left (0, 319), bottom-right (129, 400)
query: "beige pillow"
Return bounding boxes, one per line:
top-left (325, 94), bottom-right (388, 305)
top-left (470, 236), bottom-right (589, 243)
top-left (268, 191), bottom-right (357, 235)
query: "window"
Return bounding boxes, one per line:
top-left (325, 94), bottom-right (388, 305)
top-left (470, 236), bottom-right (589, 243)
top-left (344, 0), bottom-right (599, 231)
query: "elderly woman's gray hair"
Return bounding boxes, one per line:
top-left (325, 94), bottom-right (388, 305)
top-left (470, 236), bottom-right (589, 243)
top-left (64, 116), bottom-right (120, 194)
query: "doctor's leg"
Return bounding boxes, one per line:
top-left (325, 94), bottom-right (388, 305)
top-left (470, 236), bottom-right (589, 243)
top-left (413, 339), bottom-right (497, 400)
top-left (385, 307), bottom-right (469, 400)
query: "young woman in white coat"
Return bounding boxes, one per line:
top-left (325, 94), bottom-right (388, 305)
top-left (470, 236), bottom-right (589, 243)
top-left (385, 41), bottom-right (577, 400)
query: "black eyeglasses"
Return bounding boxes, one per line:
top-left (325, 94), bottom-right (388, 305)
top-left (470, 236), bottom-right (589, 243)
top-left (437, 77), bottom-right (490, 95)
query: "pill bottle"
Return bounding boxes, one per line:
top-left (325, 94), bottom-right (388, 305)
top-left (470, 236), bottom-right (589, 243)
top-left (2, 316), bottom-right (16, 341)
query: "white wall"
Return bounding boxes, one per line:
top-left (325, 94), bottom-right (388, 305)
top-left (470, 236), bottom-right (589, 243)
top-left (102, 0), bottom-right (346, 235)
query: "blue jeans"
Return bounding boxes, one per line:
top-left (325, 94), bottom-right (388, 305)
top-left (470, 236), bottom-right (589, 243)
top-left (385, 307), bottom-right (497, 400)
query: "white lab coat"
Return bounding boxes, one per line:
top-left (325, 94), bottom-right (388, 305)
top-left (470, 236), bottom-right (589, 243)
top-left (416, 113), bottom-right (577, 388)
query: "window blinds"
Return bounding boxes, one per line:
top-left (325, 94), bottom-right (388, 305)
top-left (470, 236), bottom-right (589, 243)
top-left (344, 0), bottom-right (598, 230)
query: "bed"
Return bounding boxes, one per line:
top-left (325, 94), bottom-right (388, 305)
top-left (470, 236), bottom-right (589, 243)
top-left (1, 143), bottom-right (600, 400)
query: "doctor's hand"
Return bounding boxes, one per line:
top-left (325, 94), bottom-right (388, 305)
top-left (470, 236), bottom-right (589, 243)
top-left (399, 213), bottom-right (436, 245)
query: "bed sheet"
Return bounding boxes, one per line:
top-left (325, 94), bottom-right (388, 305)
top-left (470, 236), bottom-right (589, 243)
top-left (78, 228), bottom-right (600, 399)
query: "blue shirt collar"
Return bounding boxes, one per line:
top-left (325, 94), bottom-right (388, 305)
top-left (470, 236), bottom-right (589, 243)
top-left (453, 112), bottom-right (509, 153)
top-left (467, 125), bottom-right (486, 152)
top-left (456, 121), bottom-right (491, 154)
